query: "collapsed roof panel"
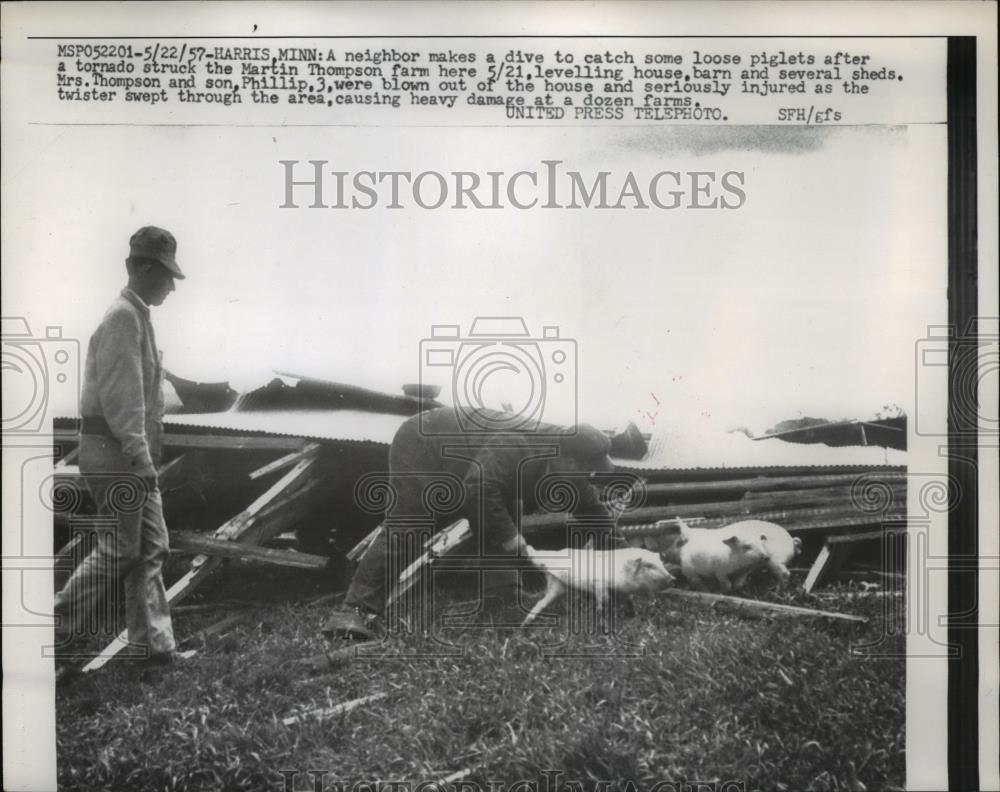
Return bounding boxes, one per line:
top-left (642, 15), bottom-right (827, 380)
top-left (236, 374), bottom-right (441, 416)
top-left (753, 416), bottom-right (907, 450)
top-left (164, 409), bottom-right (409, 445)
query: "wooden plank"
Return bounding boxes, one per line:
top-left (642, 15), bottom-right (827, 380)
top-left (204, 456), bottom-right (318, 550)
top-left (641, 472), bottom-right (905, 497)
top-left (826, 529), bottom-right (895, 546)
top-left (179, 612), bottom-right (249, 646)
top-left (172, 532), bottom-right (330, 570)
top-left (741, 483), bottom-right (905, 504)
top-left (347, 523), bottom-right (384, 562)
top-left (803, 545), bottom-right (836, 593)
top-left (296, 641), bottom-right (382, 673)
top-left (661, 588), bottom-right (867, 624)
top-left (163, 433), bottom-right (309, 451)
top-left (386, 519), bottom-right (471, 609)
top-left (802, 530), bottom-right (892, 592)
top-left (248, 442), bottom-right (320, 480)
top-left (282, 693), bottom-right (387, 726)
top-left (156, 454), bottom-right (189, 493)
top-left (171, 600), bottom-right (252, 614)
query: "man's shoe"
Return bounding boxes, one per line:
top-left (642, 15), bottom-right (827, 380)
top-left (322, 606), bottom-right (383, 641)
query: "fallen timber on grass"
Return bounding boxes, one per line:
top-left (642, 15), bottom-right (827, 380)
top-left (662, 589), bottom-right (868, 624)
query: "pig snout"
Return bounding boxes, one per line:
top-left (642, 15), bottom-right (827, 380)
top-left (625, 551), bottom-right (675, 591)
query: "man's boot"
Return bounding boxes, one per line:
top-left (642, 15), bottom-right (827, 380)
top-left (322, 605), bottom-right (384, 641)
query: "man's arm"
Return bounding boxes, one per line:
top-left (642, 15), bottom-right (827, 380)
top-left (569, 475), bottom-right (628, 549)
top-left (94, 308), bottom-right (156, 477)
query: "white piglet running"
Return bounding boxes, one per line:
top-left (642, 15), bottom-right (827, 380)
top-left (672, 516), bottom-right (769, 593)
top-left (521, 545), bottom-right (675, 626)
top-left (719, 520), bottom-right (802, 584)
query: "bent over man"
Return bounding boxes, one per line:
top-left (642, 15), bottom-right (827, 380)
top-left (323, 406), bottom-right (628, 640)
top-left (54, 226), bottom-right (184, 663)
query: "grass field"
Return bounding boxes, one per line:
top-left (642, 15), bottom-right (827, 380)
top-left (56, 563), bottom-right (905, 792)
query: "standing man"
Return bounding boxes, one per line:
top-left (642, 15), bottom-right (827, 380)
top-left (323, 406), bottom-right (629, 640)
top-left (54, 226), bottom-right (184, 663)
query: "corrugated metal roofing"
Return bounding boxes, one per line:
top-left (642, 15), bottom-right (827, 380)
top-left (164, 410), bottom-right (408, 445)
top-left (613, 426), bottom-right (906, 471)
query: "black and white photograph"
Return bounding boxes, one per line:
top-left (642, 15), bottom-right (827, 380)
top-left (2, 3), bottom-right (997, 791)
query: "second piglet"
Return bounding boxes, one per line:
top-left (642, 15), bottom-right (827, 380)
top-left (719, 520), bottom-right (801, 585)
top-left (670, 516), bottom-right (769, 593)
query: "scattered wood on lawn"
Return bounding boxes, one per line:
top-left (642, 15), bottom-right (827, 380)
top-left (662, 589), bottom-right (867, 624)
top-left (295, 641), bottom-right (383, 674)
top-left (282, 692), bottom-right (387, 726)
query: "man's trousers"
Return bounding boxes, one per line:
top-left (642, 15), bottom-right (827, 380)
top-left (54, 434), bottom-right (175, 657)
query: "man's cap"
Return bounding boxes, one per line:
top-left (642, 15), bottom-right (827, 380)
top-left (129, 226), bottom-right (185, 279)
top-left (561, 423), bottom-right (615, 472)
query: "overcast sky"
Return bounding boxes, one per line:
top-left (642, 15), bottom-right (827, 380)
top-left (3, 120), bottom-right (945, 434)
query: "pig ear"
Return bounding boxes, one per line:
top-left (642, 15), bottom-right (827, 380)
top-left (723, 536), bottom-right (740, 547)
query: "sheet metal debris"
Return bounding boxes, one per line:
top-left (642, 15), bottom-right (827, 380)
top-left (615, 424), bottom-right (906, 471)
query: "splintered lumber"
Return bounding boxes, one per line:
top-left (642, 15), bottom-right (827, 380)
top-left (158, 453), bottom-right (189, 482)
top-left (282, 692), bottom-right (387, 726)
top-left (386, 519), bottom-right (471, 608)
top-left (803, 545), bottom-right (842, 594)
top-left (296, 641), bottom-right (382, 673)
top-left (197, 455), bottom-right (318, 558)
top-left (82, 455), bottom-right (320, 673)
top-left (347, 523), bottom-right (385, 561)
top-left (662, 588), bottom-right (867, 624)
top-left (249, 442), bottom-right (320, 480)
top-left (172, 532), bottom-right (330, 570)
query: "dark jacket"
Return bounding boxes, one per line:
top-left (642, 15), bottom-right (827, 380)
top-left (387, 407), bottom-right (613, 548)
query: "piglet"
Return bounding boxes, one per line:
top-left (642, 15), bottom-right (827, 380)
top-left (672, 516), bottom-right (768, 593)
top-left (521, 545), bottom-right (674, 626)
top-left (720, 520), bottom-right (801, 585)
